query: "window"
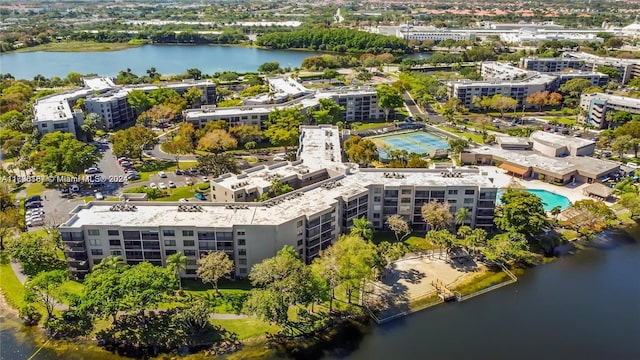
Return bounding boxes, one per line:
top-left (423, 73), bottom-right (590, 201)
top-left (164, 239), bottom-right (176, 246)
top-left (88, 229), bottom-right (100, 236)
top-left (374, 196), bottom-right (381, 202)
top-left (109, 239), bottom-right (120, 247)
top-left (107, 229), bottom-right (119, 236)
top-left (401, 198), bottom-right (411, 204)
top-left (186, 259), bottom-right (197, 266)
top-left (165, 250), bottom-right (176, 256)
top-left (239, 258), bottom-right (247, 265)
top-left (91, 249), bottom-right (103, 256)
top-left (183, 240), bottom-right (195, 247)
top-left (122, 231), bottom-right (140, 240)
top-left (239, 268), bottom-right (247, 275)
top-left (163, 230), bottom-right (175, 237)
top-left (238, 239), bottom-right (246, 246)
top-left (297, 239), bottom-right (303, 246)
top-left (182, 230), bottom-right (194, 237)
top-left (464, 198), bottom-right (474, 204)
top-left (401, 189), bottom-right (412, 195)
top-left (297, 220), bottom-right (303, 227)
top-left (448, 199), bottom-right (457, 204)
top-left (89, 239), bottom-right (102, 246)
top-left (373, 213), bottom-right (380, 218)
top-left (198, 231), bottom-right (215, 240)
top-left (238, 249), bottom-right (246, 256)
top-left (141, 231), bottom-right (159, 240)
top-left (464, 189), bottom-right (475, 195)
top-left (184, 250), bottom-right (196, 256)
top-left (237, 231), bottom-right (245, 236)
top-left (110, 250), bottom-right (122, 256)
top-left (448, 189), bottom-right (458, 195)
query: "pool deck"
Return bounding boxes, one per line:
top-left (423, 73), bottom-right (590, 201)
top-left (481, 166), bottom-right (592, 204)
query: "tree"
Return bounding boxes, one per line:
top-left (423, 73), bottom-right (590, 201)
top-left (24, 270), bottom-right (68, 320)
top-left (316, 98), bottom-right (345, 124)
top-left (597, 66), bottom-right (622, 80)
top-left (196, 251), bottom-right (234, 294)
top-left (425, 229), bottom-right (456, 258)
top-left (374, 241), bottom-right (408, 274)
top-left (197, 153), bottom-right (238, 177)
top-left (454, 207), bottom-right (470, 226)
top-left (448, 138), bottom-right (469, 154)
top-left (185, 68), bottom-right (202, 80)
top-left (559, 78), bottom-right (592, 98)
top-left (489, 94), bottom-right (518, 118)
top-left (0, 189), bottom-right (21, 251)
top-left (245, 246), bottom-right (322, 332)
top-left (482, 232), bottom-right (530, 264)
top-left (495, 188), bottom-right (549, 236)
top-left (618, 193), bottom-right (640, 220)
top-left (264, 106), bottom-right (303, 154)
top-left (137, 104), bottom-right (179, 127)
top-left (421, 201), bottom-right (453, 230)
top-left (127, 89), bottom-right (154, 112)
top-left (183, 87), bottom-right (203, 107)
top-left (385, 214), bottom-right (411, 242)
top-left (526, 90), bottom-right (549, 111)
top-left (229, 125), bottom-right (263, 144)
top-left (118, 262), bottom-right (176, 317)
top-left (604, 37), bottom-right (624, 49)
top-left (257, 61), bottom-right (280, 73)
top-left (81, 112), bottom-right (104, 141)
top-left (111, 125), bottom-right (158, 160)
top-left (162, 137), bottom-right (193, 166)
top-left (7, 232), bottom-right (64, 276)
top-left (377, 84), bottom-right (403, 121)
top-left (571, 199), bottom-right (615, 234)
top-left (66, 72), bottom-right (83, 86)
top-left (81, 259), bottom-right (127, 323)
top-left (612, 135), bottom-right (633, 158)
top-left (350, 216), bottom-right (374, 241)
top-left (166, 252), bottom-right (188, 290)
top-left (197, 129), bottom-right (237, 153)
top-left (343, 136), bottom-right (378, 166)
top-left (37, 132), bottom-right (102, 176)
top-left (546, 92), bottom-right (563, 107)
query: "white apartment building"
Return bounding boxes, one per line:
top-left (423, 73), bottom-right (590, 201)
top-left (580, 92), bottom-right (640, 129)
top-left (481, 62), bottom-right (530, 81)
top-left (500, 30), bottom-right (602, 45)
top-left (562, 52), bottom-right (640, 84)
top-left (184, 87), bottom-right (385, 128)
top-left (396, 25), bottom-right (476, 42)
top-left (448, 74), bottom-right (556, 109)
top-left (520, 57), bottom-right (584, 72)
top-left (60, 125), bottom-right (497, 280)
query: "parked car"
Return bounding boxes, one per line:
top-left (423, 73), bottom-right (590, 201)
top-left (185, 178), bottom-right (193, 186)
top-left (149, 183), bottom-right (158, 189)
top-left (94, 192), bottom-right (104, 200)
top-left (201, 177), bottom-right (209, 183)
top-left (178, 198), bottom-right (189, 203)
top-left (158, 182), bottom-right (168, 189)
top-left (25, 195), bottom-right (42, 203)
top-left (159, 171), bottom-right (167, 178)
top-left (626, 162), bottom-right (639, 169)
top-left (60, 188), bottom-right (70, 194)
top-left (195, 193), bottom-right (206, 201)
top-left (26, 209), bottom-right (44, 216)
top-left (168, 181), bottom-right (176, 188)
top-left (27, 219), bottom-right (45, 227)
top-left (126, 173), bottom-right (141, 181)
top-left (273, 156), bottom-right (286, 161)
top-left (120, 161), bottom-right (133, 168)
top-left (25, 202), bottom-right (43, 209)
top-left (561, 129), bottom-right (570, 135)
top-left (71, 184), bottom-right (80, 192)
top-left (84, 167), bottom-right (101, 174)
top-left (174, 169), bottom-right (184, 175)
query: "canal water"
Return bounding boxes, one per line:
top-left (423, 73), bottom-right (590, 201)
top-left (0, 45), bottom-right (322, 79)
top-left (1, 231), bottom-right (638, 359)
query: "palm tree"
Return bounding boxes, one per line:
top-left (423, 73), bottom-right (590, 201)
top-left (166, 252), bottom-right (188, 290)
top-left (95, 255), bottom-right (125, 270)
top-left (350, 216), bottom-right (374, 241)
top-left (454, 207), bottom-right (470, 227)
top-left (550, 206), bottom-right (562, 224)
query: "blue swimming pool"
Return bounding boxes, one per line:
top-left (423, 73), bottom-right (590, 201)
top-left (497, 189), bottom-right (571, 211)
top-left (370, 131), bottom-right (450, 159)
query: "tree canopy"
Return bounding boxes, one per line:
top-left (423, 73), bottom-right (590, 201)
top-left (495, 188), bottom-right (549, 236)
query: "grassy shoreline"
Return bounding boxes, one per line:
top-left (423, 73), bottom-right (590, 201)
top-left (9, 41), bottom-right (142, 53)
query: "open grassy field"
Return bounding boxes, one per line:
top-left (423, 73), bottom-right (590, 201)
top-left (13, 41), bottom-right (139, 53)
top-left (210, 318), bottom-right (280, 340)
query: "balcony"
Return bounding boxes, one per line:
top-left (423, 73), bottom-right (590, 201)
top-left (64, 245), bottom-right (86, 253)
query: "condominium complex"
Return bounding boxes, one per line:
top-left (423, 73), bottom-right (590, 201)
top-left (562, 52), bottom-right (640, 84)
top-left (520, 57), bottom-right (584, 72)
top-left (580, 93), bottom-right (640, 129)
top-left (60, 125), bottom-right (497, 279)
top-left (184, 86), bottom-right (386, 128)
top-left (396, 25), bottom-right (476, 42)
top-left (33, 78), bottom-right (216, 138)
top-left (480, 62), bottom-right (530, 81)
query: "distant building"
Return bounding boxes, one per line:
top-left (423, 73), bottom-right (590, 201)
top-left (580, 93), bottom-right (640, 129)
top-left (521, 57), bottom-right (584, 72)
top-left (501, 30), bottom-right (602, 44)
top-left (481, 62), bottom-right (530, 80)
top-left (562, 52), bottom-right (640, 84)
top-left (396, 25), bottom-right (476, 42)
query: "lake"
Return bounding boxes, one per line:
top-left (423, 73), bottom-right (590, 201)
top-left (0, 45), bottom-right (322, 79)
top-left (2, 231), bottom-right (638, 359)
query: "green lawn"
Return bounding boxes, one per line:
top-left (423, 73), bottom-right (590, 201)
top-left (0, 254), bottom-right (29, 310)
top-left (154, 185), bottom-right (198, 201)
top-left (540, 116), bottom-right (576, 126)
top-left (13, 41), bottom-right (138, 53)
top-left (355, 122), bottom-right (393, 130)
top-left (25, 182), bottom-right (47, 197)
top-left (439, 126), bottom-right (484, 143)
top-left (210, 318), bottom-right (280, 340)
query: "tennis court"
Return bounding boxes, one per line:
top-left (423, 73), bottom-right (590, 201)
top-left (371, 131), bottom-right (449, 158)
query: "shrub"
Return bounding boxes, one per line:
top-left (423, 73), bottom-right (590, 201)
top-left (198, 183), bottom-right (210, 191)
top-left (19, 304), bottom-right (42, 326)
top-left (45, 309), bottom-right (94, 339)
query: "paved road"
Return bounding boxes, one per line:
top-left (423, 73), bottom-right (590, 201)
top-left (402, 91), bottom-right (445, 124)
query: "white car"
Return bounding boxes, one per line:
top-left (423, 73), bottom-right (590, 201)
top-left (185, 178), bottom-right (193, 186)
top-left (26, 215), bottom-right (44, 222)
top-left (159, 171), bottom-right (167, 178)
top-left (149, 183), bottom-right (158, 189)
top-left (94, 192), bottom-right (104, 200)
top-left (178, 198), bottom-right (189, 203)
top-left (201, 177), bottom-right (209, 183)
top-left (158, 182), bottom-right (168, 189)
top-left (273, 156), bottom-right (286, 161)
top-left (26, 209), bottom-right (45, 216)
top-left (27, 219), bottom-right (44, 227)
top-left (168, 181), bottom-right (176, 188)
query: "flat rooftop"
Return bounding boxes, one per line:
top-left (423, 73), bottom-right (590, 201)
top-left (450, 73), bottom-right (556, 87)
top-left (267, 77), bottom-right (309, 97)
top-left (497, 136), bottom-right (531, 146)
top-left (583, 93), bottom-right (640, 108)
top-left (530, 131), bottom-right (595, 149)
top-left (471, 147), bottom-right (576, 175)
top-left (83, 77), bottom-right (115, 91)
top-left (298, 125), bottom-right (344, 168)
top-left (185, 95), bottom-right (320, 120)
